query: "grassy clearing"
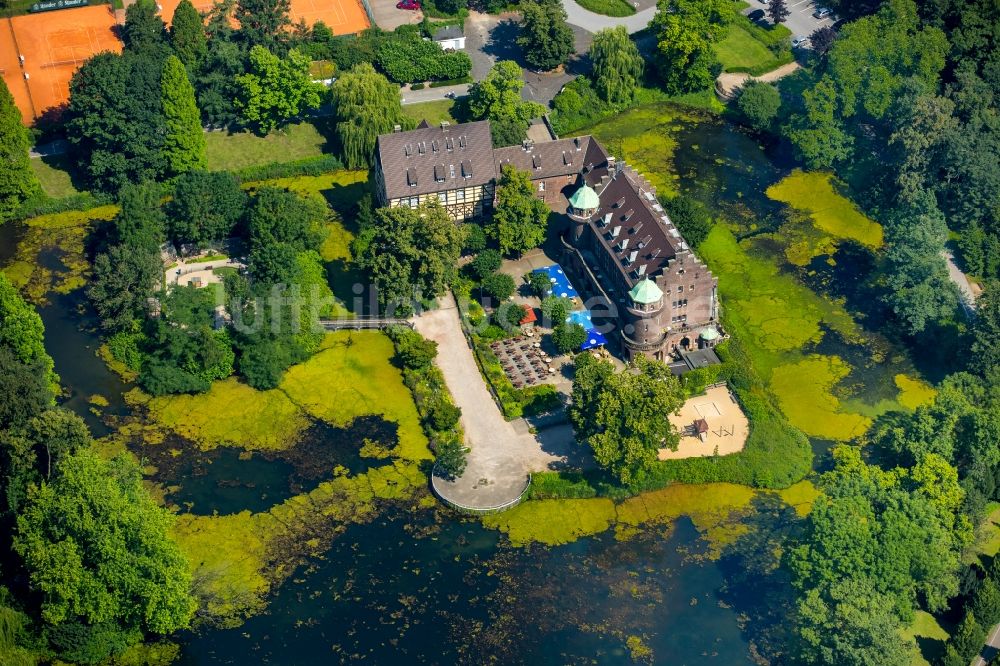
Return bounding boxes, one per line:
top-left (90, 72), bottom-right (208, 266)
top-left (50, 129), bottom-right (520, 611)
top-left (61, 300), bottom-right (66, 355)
top-left (30, 155), bottom-right (84, 199)
top-left (401, 99), bottom-right (459, 127)
top-left (767, 171), bottom-right (884, 255)
top-left (141, 331), bottom-right (431, 460)
top-left (716, 24), bottom-right (779, 71)
top-left (205, 120), bottom-right (330, 172)
top-left (574, 0), bottom-right (635, 16)
top-left (901, 611), bottom-right (949, 666)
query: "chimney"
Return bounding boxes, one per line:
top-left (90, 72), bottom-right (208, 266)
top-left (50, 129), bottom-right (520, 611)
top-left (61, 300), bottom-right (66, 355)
top-left (393, 125), bottom-right (402, 133)
top-left (440, 121), bottom-right (450, 129)
top-left (607, 156), bottom-right (616, 170)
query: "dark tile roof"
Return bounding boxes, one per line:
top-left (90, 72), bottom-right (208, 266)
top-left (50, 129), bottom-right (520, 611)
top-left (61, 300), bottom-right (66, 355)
top-left (493, 135), bottom-right (607, 181)
top-left (376, 120), bottom-right (496, 201)
top-left (582, 161), bottom-right (687, 288)
top-left (432, 25), bottom-right (464, 41)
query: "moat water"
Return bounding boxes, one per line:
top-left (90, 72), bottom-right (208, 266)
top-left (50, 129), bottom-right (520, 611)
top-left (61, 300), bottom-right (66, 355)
top-left (4, 105), bottom-right (920, 663)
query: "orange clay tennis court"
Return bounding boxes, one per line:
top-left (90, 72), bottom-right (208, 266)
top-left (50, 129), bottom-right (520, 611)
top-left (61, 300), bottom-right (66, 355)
top-left (155, 0), bottom-right (369, 34)
top-left (2, 6), bottom-right (121, 123)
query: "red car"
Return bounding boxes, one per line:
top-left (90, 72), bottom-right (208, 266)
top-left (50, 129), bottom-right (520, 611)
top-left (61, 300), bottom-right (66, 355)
top-left (396, 0), bottom-right (420, 9)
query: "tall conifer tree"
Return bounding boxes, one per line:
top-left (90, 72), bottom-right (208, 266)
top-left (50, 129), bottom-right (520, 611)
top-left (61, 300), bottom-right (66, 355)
top-left (0, 80), bottom-right (39, 220)
top-left (161, 55), bottom-right (207, 175)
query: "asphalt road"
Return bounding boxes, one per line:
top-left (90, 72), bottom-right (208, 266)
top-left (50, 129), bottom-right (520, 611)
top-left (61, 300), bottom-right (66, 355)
top-left (561, 0), bottom-right (656, 34)
top-left (744, 0), bottom-right (836, 45)
top-left (972, 620), bottom-right (1000, 666)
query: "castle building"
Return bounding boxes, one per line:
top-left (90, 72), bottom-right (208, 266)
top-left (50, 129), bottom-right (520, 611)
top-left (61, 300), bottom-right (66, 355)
top-left (373, 120), bottom-right (497, 220)
top-left (373, 120), bottom-right (720, 361)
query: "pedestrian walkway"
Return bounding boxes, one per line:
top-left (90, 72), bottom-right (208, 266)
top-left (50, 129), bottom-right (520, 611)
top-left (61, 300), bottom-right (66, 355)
top-left (414, 293), bottom-right (579, 512)
top-left (715, 62), bottom-right (801, 99)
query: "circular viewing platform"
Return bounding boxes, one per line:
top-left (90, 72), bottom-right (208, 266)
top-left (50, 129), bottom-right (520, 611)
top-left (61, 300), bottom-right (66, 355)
top-left (431, 463), bottom-right (530, 515)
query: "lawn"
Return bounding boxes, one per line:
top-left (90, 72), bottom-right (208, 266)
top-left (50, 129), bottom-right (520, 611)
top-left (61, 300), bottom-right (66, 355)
top-left (205, 120), bottom-right (331, 171)
top-left (401, 99), bottom-right (459, 127)
top-left (901, 611), bottom-right (949, 666)
top-left (30, 155), bottom-right (84, 199)
top-left (714, 21), bottom-right (794, 75)
top-left (574, 0), bottom-right (635, 16)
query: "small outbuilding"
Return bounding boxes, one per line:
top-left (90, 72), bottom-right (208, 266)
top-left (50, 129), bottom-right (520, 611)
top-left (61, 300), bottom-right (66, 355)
top-left (432, 25), bottom-right (465, 50)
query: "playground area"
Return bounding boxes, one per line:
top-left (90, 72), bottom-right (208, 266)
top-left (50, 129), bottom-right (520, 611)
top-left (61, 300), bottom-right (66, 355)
top-left (1, 7), bottom-right (121, 123)
top-left (156, 0), bottom-right (369, 34)
top-left (660, 385), bottom-right (749, 460)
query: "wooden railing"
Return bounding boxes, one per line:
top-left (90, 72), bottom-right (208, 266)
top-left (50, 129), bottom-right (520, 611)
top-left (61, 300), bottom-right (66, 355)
top-left (318, 317), bottom-right (413, 330)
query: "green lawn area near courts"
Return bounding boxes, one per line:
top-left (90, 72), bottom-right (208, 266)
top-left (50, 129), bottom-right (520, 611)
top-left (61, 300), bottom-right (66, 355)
top-left (401, 99), bottom-right (459, 127)
top-left (901, 611), bottom-right (949, 666)
top-left (205, 120), bottom-right (331, 171)
top-left (135, 330), bottom-right (431, 460)
top-left (575, 0), bottom-right (635, 16)
top-left (30, 155), bottom-right (84, 199)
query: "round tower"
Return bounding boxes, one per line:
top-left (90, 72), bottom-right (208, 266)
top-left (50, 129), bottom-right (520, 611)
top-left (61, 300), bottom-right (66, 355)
top-left (566, 183), bottom-right (599, 245)
top-left (623, 278), bottom-right (666, 359)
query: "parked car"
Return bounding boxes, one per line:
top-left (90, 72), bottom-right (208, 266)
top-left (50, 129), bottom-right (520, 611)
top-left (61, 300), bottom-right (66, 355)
top-left (396, 0), bottom-right (420, 9)
top-left (748, 8), bottom-right (765, 21)
top-left (813, 7), bottom-right (832, 18)
top-left (791, 36), bottom-right (810, 48)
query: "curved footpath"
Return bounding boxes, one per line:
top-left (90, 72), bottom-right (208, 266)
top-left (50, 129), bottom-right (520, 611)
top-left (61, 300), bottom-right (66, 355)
top-left (561, 0), bottom-right (657, 34)
top-left (414, 294), bottom-right (573, 512)
top-left (715, 62), bottom-right (802, 99)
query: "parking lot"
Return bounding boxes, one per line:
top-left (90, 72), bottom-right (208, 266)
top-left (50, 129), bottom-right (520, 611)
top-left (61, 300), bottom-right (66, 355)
top-left (744, 0), bottom-right (836, 48)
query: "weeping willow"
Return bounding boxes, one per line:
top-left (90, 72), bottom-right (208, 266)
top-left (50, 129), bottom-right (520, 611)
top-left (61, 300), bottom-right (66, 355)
top-left (331, 63), bottom-right (413, 169)
top-left (590, 26), bottom-right (644, 105)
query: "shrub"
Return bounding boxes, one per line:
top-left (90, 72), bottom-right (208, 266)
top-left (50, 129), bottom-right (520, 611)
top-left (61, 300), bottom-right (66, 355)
top-left (495, 302), bottom-right (527, 330)
top-left (464, 224), bottom-right (488, 253)
top-left (737, 80), bottom-right (781, 131)
top-left (394, 329), bottom-right (439, 369)
top-left (139, 361), bottom-right (210, 396)
top-left (528, 471), bottom-right (599, 499)
top-left (429, 402), bottom-right (461, 430)
top-left (471, 248), bottom-right (503, 279)
top-left (233, 155), bottom-right (345, 183)
top-left (106, 331), bottom-right (147, 372)
top-left (540, 296), bottom-right (572, 327)
top-left (526, 270), bottom-right (552, 297)
top-left (411, 82), bottom-right (426, 90)
top-left (482, 271), bottom-right (516, 301)
top-left (434, 437), bottom-right (469, 478)
top-left (552, 322), bottom-right (586, 354)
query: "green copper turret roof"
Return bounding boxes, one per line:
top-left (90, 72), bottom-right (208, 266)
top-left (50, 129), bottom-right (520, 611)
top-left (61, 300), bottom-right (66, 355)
top-left (628, 278), bottom-right (663, 304)
top-left (568, 184), bottom-right (599, 210)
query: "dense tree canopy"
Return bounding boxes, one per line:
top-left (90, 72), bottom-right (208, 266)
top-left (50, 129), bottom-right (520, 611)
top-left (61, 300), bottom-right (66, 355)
top-left (517, 0), bottom-right (575, 72)
top-left (570, 354), bottom-right (684, 485)
top-left (358, 201), bottom-right (464, 311)
top-left (650, 0), bottom-right (733, 94)
top-left (489, 166), bottom-right (549, 256)
top-left (65, 52), bottom-right (166, 193)
top-left (0, 273), bottom-right (56, 389)
top-left (467, 61), bottom-right (546, 146)
top-left (235, 46), bottom-right (322, 134)
top-left (0, 80), bottom-right (39, 221)
top-left (167, 170), bottom-right (247, 247)
top-left (331, 63), bottom-right (412, 169)
top-left (235, 0), bottom-right (291, 51)
top-left (590, 26), bottom-right (644, 105)
top-left (790, 446), bottom-right (971, 663)
top-left (738, 80), bottom-right (781, 131)
top-left (14, 449), bottom-right (196, 635)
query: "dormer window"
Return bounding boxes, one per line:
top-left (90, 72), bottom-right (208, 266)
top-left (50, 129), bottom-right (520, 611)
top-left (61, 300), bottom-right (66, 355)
top-left (446, 137), bottom-right (454, 151)
top-left (431, 140), bottom-right (439, 153)
top-left (406, 167), bottom-right (417, 187)
top-left (404, 144), bottom-right (413, 157)
top-left (623, 209), bottom-right (634, 222)
top-left (615, 197), bottom-right (626, 208)
top-left (434, 164), bottom-right (445, 182)
top-left (532, 154), bottom-right (542, 169)
top-left (461, 160), bottom-right (473, 179)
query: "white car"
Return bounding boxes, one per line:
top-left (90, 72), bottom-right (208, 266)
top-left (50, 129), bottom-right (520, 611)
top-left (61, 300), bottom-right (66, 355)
top-left (792, 36), bottom-right (810, 48)
top-left (813, 7), bottom-right (832, 18)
